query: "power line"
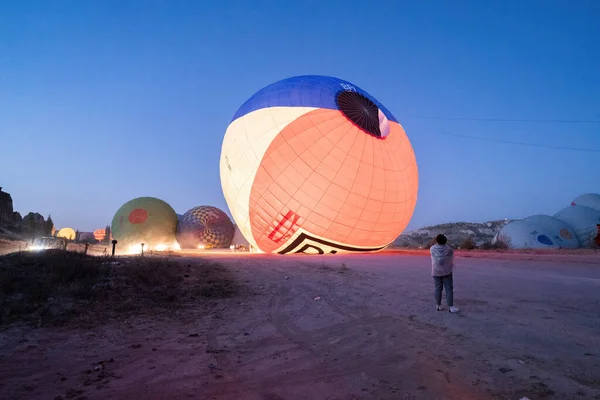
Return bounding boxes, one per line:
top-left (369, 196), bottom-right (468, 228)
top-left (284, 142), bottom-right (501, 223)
top-left (424, 129), bottom-right (600, 153)
top-left (409, 115), bottom-right (600, 123)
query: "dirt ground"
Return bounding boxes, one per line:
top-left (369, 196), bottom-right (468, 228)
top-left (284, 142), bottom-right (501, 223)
top-left (1, 250), bottom-right (599, 400)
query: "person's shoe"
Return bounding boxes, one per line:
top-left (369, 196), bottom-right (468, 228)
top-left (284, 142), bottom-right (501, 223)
top-left (436, 305), bottom-right (444, 311)
top-left (449, 306), bottom-right (460, 313)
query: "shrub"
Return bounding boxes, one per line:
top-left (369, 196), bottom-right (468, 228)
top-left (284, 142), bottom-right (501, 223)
top-left (480, 241), bottom-right (493, 250)
top-left (493, 233), bottom-right (511, 250)
top-left (0, 250), bottom-right (242, 327)
top-left (460, 237), bottom-right (477, 250)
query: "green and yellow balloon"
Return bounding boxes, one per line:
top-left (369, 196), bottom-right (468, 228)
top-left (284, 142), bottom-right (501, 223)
top-left (111, 197), bottom-right (178, 248)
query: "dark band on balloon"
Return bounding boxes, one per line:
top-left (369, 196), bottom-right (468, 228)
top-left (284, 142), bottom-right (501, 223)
top-left (277, 231), bottom-right (388, 254)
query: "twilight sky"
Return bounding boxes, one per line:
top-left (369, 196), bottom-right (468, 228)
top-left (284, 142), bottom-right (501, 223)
top-left (1, 0), bottom-right (599, 232)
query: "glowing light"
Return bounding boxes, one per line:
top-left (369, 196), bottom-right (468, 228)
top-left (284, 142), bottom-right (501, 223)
top-left (57, 227), bottom-right (76, 240)
top-left (152, 242), bottom-right (180, 252)
top-left (198, 244), bottom-right (205, 250)
top-left (126, 244), bottom-right (143, 255)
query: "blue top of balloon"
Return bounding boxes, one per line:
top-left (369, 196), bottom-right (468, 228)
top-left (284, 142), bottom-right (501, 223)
top-left (231, 75), bottom-right (398, 123)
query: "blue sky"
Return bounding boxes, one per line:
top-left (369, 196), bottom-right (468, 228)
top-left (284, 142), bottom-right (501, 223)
top-left (1, 0), bottom-right (598, 232)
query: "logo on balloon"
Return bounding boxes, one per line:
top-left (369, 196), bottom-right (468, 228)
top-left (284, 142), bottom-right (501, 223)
top-left (559, 228), bottom-right (573, 240)
top-left (129, 208), bottom-right (148, 224)
top-left (536, 235), bottom-right (553, 246)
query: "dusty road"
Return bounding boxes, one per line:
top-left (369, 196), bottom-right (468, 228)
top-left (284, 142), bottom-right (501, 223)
top-left (1, 251), bottom-right (599, 400)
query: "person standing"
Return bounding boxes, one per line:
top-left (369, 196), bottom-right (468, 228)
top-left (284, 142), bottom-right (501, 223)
top-left (430, 234), bottom-right (460, 313)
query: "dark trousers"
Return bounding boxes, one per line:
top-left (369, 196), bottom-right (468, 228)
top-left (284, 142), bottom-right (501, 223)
top-left (433, 273), bottom-right (454, 307)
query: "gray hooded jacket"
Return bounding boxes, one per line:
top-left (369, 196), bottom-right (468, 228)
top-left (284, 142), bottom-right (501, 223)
top-left (430, 244), bottom-right (454, 277)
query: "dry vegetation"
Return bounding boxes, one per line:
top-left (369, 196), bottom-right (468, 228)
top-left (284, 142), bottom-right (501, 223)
top-left (0, 250), bottom-right (243, 328)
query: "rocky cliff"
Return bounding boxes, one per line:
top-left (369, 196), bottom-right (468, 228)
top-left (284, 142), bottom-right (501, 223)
top-left (0, 187), bottom-right (53, 239)
top-left (392, 220), bottom-right (512, 248)
top-left (0, 187), bottom-right (22, 229)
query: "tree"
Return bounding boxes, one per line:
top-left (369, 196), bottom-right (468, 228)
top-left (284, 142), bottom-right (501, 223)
top-left (75, 229), bottom-right (80, 242)
top-left (103, 225), bottom-right (111, 244)
top-left (26, 217), bottom-right (36, 238)
top-left (45, 215), bottom-right (54, 236)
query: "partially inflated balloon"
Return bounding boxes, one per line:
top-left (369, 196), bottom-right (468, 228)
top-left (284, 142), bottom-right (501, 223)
top-left (220, 75), bottom-right (418, 254)
top-left (111, 197), bottom-right (177, 247)
top-left (571, 193), bottom-right (600, 212)
top-left (176, 206), bottom-right (234, 249)
top-left (57, 227), bottom-right (76, 240)
top-left (93, 229), bottom-right (106, 241)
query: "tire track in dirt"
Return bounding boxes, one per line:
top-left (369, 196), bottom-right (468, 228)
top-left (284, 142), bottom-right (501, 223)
top-left (111, 275), bottom-right (478, 399)
top-left (258, 284), bottom-right (407, 380)
top-left (268, 284), bottom-right (320, 356)
top-left (320, 287), bottom-right (364, 320)
top-left (201, 272), bottom-right (478, 398)
top-left (206, 310), bottom-right (236, 385)
top-left (262, 282), bottom-right (478, 399)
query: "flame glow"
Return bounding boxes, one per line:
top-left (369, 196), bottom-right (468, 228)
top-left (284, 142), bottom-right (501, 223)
top-left (124, 242), bottom-right (180, 255)
top-left (126, 244), bottom-right (143, 255)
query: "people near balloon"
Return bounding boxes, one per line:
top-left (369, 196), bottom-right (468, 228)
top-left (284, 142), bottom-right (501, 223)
top-left (430, 234), bottom-right (459, 314)
top-left (220, 75), bottom-right (418, 255)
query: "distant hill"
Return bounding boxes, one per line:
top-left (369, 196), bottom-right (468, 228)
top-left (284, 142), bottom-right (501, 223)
top-left (391, 220), bottom-right (512, 249)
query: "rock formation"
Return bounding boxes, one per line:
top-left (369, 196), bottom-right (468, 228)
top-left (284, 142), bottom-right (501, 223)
top-left (392, 220), bottom-right (511, 248)
top-left (0, 187), bottom-right (53, 238)
top-left (0, 187), bottom-right (22, 229)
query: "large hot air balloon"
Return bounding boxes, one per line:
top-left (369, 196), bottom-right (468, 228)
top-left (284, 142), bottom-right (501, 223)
top-left (176, 206), bottom-right (234, 249)
top-left (220, 75), bottom-right (418, 254)
top-left (111, 197), bottom-right (178, 249)
top-left (57, 227), bottom-right (76, 240)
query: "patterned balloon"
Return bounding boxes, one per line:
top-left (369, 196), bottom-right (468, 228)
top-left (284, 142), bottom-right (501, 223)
top-left (176, 206), bottom-right (235, 249)
top-left (220, 75), bottom-right (418, 254)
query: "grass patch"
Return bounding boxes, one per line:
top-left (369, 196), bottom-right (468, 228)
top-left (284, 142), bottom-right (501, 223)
top-left (0, 250), bottom-right (242, 328)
